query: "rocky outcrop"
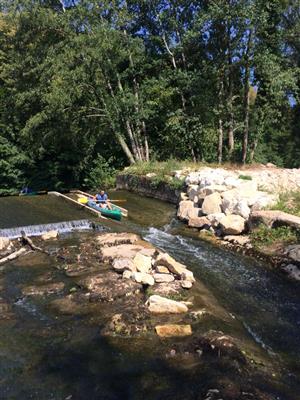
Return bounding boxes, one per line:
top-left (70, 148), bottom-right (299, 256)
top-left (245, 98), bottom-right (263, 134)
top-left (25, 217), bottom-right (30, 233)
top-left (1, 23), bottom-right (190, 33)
top-left (146, 295), bottom-right (189, 314)
top-left (96, 232), bottom-right (139, 247)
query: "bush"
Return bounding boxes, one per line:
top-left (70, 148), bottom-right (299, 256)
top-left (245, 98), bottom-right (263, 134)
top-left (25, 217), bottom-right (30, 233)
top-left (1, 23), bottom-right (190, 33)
top-left (271, 191), bottom-right (300, 216)
top-left (83, 155), bottom-right (116, 190)
top-left (238, 174), bottom-right (252, 181)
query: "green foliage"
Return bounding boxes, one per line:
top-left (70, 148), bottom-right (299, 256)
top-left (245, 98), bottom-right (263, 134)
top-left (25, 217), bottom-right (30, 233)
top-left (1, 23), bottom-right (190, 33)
top-left (83, 155), bottom-right (116, 190)
top-left (238, 175), bottom-right (252, 181)
top-left (271, 191), bottom-right (300, 217)
top-left (0, 0), bottom-right (299, 193)
top-left (250, 225), bottom-right (299, 246)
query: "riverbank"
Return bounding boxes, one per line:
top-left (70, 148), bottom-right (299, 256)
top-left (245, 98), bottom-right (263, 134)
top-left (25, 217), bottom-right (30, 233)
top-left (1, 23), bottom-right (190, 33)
top-left (116, 162), bottom-right (300, 281)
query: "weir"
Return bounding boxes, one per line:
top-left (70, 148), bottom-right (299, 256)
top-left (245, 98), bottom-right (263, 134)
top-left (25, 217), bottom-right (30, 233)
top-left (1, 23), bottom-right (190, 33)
top-left (0, 219), bottom-right (102, 239)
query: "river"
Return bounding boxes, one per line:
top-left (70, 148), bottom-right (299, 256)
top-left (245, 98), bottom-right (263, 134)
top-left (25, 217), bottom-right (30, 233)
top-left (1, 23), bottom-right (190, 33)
top-left (0, 191), bottom-right (299, 399)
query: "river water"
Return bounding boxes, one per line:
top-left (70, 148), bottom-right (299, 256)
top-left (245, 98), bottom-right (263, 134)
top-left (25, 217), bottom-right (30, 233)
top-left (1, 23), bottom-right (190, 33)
top-left (0, 191), bottom-right (299, 399)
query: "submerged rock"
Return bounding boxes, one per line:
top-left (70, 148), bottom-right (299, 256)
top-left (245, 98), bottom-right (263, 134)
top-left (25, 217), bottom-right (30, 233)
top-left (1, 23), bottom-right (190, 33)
top-left (146, 295), bottom-right (188, 314)
top-left (155, 324), bottom-right (192, 337)
top-left (282, 264), bottom-right (300, 281)
top-left (96, 232), bottom-right (139, 247)
top-left (22, 282), bottom-right (65, 296)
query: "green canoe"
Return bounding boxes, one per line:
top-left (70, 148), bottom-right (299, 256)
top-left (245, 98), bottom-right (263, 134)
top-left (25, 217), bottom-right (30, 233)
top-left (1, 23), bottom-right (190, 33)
top-left (87, 200), bottom-right (122, 221)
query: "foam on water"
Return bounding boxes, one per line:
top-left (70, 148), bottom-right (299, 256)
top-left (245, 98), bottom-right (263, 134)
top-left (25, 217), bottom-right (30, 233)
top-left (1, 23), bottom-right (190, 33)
top-left (0, 219), bottom-right (96, 239)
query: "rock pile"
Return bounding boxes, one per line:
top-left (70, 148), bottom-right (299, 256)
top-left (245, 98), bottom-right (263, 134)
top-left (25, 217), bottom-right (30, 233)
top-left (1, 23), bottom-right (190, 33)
top-left (101, 234), bottom-right (195, 290)
top-left (178, 167), bottom-right (279, 235)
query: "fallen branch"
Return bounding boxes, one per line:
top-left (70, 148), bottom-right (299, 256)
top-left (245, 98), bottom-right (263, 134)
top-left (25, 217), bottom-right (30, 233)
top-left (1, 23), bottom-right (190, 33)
top-left (0, 247), bottom-right (30, 266)
top-left (21, 231), bottom-right (49, 255)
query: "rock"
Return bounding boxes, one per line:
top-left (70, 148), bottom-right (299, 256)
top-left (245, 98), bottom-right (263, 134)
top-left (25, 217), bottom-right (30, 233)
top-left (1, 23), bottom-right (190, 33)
top-left (22, 282), bottom-right (65, 296)
top-left (224, 176), bottom-right (240, 188)
top-left (188, 216), bottom-right (210, 229)
top-left (153, 273), bottom-right (175, 283)
top-left (223, 235), bottom-right (250, 246)
top-left (155, 324), bottom-right (192, 337)
top-left (101, 244), bottom-right (145, 262)
top-left (187, 207), bottom-right (202, 220)
top-left (181, 269), bottom-right (195, 283)
top-left (96, 232), bottom-right (139, 247)
top-left (249, 210), bottom-right (300, 230)
top-left (41, 230), bottom-right (58, 240)
top-left (112, 258), bottom-right (136, 272)
top-left (181, 280), bottom-right (192, 289)
top-left (250, 192), bottom-right (278, 210)
top-left (202, 193), bottom-right (222, 215)
top-left (122, 270), bottom-right (132, 279)
top-left (238, 180), bottom-right (258, 196)
top-left (133, 252), bottom-right (152, 273)
top-left (187, 185), bottom-right (199, 200)
top-left (155, 265), bottom-right (170, 274)
top-left (219, 215), bottom-right (245, 235)
top-left (232, 199), bottom-right (251, 219)
top-left (146, 172), bottom-right (156, 178)
top-left (147, 295), bottom-right (188, 314)
top-left (266, 162), bottom-right (277, 168)
top-left (177, 200), bottom-right (194, 221)
top-left (155, 253), bottom-right (195, 281)
top-left (185, 172), bottom-right (199, 185)
top-left (0, 237), bottom-right (10, 251)
top-left (206, 213), bottom-right (226, 228)
top-left (284, 245), bottom-right (300, 263)
top-left (282, 264), bottom-right (300, 281)
top-left (180, 192), bottom-right (189, 201)
top-left (132, 272), bottom-right (155, 286)
top-left (190, 309), bottom-right (208, 320)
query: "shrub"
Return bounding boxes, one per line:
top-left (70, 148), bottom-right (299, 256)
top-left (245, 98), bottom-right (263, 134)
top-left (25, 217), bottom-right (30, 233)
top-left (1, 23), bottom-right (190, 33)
top-left (250, 224), bottom-right (299, 246)
top-left (83, 155), bottom-right (116, 190)
top-left (238, 174), bottom-right (252, 181)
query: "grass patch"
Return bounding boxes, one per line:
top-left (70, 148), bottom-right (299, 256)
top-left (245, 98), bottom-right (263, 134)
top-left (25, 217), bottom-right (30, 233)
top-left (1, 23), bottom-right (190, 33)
top-left (238, 174), bottom-right (252, 181)
top-left (270, 191), bottom-right (300, 216)
top-left (250, 224), bottom-right (299, 247)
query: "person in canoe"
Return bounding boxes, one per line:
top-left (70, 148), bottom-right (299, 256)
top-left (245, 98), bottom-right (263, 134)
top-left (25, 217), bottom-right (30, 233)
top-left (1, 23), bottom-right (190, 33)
top-left (95, 190), bottom-right (112, 210)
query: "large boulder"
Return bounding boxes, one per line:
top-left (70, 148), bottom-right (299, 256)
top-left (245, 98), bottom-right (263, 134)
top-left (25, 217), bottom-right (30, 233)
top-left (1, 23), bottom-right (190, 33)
top-left (187, 207), bottom-right (202, 220)
top-left (154, 253), bottom-right (195, 282)
top-left (0, 237), bottom-right (10, 252)
top-left (133, 252), bottom-right (152, 273)
top-left (187, 185), bottom-right (199, 200)
top-left (232, 199), bottom-right (251, 219)
top-left (155, 324), bottom-right (192, 337)
top-left (249, 210), bottom-right (300, 229)
top-left (185, 172), bottom-right (199, 185)
top-left (219, 215), bottom-right (246, 235)
top-left (147, 295), bottom-right (188, 314)
top-left (206, 213), bottom-right (226, 228)
top-left (188, 216), bottom-right (210, 229)
top-left (202, 192), bottom-right (222, 215)
top-left (132, 272), bottom-right (155, 286)
top-left (177, 200), bottom-right (194, 221)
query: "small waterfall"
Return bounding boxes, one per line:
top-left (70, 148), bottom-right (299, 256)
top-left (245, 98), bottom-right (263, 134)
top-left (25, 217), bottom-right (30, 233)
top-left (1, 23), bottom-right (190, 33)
top-left (0, 219), bottom-right (105, 239)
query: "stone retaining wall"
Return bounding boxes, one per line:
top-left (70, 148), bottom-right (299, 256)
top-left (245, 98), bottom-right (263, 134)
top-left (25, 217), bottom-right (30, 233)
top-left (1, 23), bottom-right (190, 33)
top-left (116, 174), bottom-right (181, 204)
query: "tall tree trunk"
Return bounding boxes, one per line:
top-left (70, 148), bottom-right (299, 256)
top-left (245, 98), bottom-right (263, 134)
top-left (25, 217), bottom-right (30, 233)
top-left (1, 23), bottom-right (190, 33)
top-left (249, 137), bottom-right (258, 163)
top-left (217, 74), bottom-right (225, 164)
top-left (242, 28), bottom-right (253, 164)
top-left (225, 22), bottom-right (234, 159)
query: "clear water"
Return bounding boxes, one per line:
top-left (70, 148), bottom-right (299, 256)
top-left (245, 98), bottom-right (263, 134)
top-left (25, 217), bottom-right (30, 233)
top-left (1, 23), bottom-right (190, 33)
top-left (0, 191), bottom-right (299, 399)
